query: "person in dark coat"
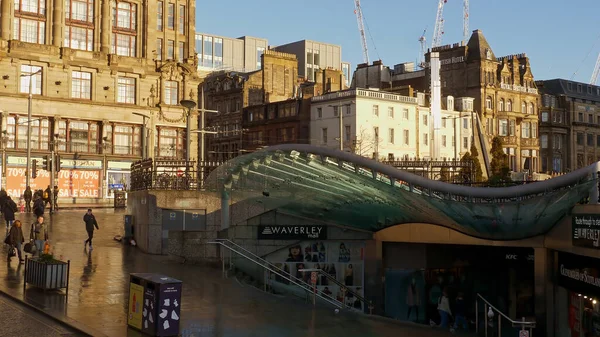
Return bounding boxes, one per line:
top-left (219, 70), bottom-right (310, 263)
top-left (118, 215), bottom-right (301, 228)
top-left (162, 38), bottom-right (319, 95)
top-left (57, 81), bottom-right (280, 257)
top-left (3, 196), bottom-right (17, 231)
top-left (0, 189), bottom-right (7, 214)
top-left (83, 209), bottom-right (99, 250)
top-left (5, 220), bottom-right (24, 263)
top-left (33, 195), bottom-right (45, 217)
top-left (43, 186), bottom-right (51, 209)
top-left (24, 186), bottom-right (32, 213)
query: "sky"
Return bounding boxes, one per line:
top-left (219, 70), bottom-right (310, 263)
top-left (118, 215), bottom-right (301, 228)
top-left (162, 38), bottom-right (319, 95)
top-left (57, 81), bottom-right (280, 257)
top-left (196, 0), bottom-right (600, 84)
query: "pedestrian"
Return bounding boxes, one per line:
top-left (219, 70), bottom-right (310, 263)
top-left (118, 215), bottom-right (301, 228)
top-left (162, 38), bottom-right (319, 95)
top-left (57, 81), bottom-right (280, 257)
top-left (5, 220), bottom-right (24, 263)
top-left (43, 186), bottom-right (51, 210)
top-left (53, 185), bottom-right (59, 212)
top-left (24, 186), bottom-right (32, 213)
top-left (451, 292), bottom-right (468, 332)
top-left (33, 195), bottom-right (44, 217)
top-left (84, 209), bottom-right (99, 250)
top-left (437, 287), bottom-right (452, 329)
top-left (31, 216), bottom-right (48, 256)
top-left (3, 196), bottom-right (17, 231)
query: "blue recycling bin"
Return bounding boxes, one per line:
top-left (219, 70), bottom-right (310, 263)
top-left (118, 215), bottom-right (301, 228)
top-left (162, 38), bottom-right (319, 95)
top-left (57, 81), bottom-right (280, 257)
top-left (128, 273), bottom-right (183, 337)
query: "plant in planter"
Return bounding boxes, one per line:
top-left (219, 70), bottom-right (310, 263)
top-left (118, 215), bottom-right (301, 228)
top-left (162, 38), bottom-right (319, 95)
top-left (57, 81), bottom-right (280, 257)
top-left (25, 253), bottom-right (70, 292)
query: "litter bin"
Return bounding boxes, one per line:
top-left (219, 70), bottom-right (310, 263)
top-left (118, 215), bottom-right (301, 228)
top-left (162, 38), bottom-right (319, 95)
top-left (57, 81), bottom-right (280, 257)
top-left (114, 191), bottom-right (126, 208)
top-left (124, 215), bottom-right (134, 239)
top-left (128, 273), bottom-right (183, 336)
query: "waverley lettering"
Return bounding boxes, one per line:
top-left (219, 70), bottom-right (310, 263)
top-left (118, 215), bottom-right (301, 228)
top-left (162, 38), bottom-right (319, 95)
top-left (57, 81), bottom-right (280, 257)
top-left (257, 225), bottom-right (327, 240)
top-left (561, 264), bottom-right (600, 288)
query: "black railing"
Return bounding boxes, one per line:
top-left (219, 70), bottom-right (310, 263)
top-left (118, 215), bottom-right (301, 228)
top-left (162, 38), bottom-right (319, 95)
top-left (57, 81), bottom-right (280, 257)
top-left (130, 158), bottom-right (224, 191)
top-left (9, 140), bottom-right (142, 156)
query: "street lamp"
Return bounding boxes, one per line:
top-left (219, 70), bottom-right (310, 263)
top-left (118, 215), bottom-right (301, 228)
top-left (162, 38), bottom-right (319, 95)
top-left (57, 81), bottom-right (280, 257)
top-left (328, 100), bottom-right (354, 151)
top-left (132, 112), bottom-right (150, 159)
top-left (21, 68), bottom-right (42, 188)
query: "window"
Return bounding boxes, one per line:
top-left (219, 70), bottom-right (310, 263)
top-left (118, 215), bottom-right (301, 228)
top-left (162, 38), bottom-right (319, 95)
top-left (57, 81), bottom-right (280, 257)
top-left (373, 105), bottom-right (379, 116)
top-left (403, 130), bottom-right (409, 145)
top-left (167, 3), bottom-right (174, 29)
top-left (256, 47), bottom-right (265, 69)
top-left (164, 80), bottom-right (178, 105)
top-left (532, 123), bottom-right (537, 138)
top-left (541, 134), bottom-right (548, 148)
top-left (529, 103), bottom-right (534, 115)
top-left (373, 127), bottom-right (379, 140)
top-left (345, 125), bottom-right (351, 141)
top-left (13, 0), bottom-right (47, 44)
top-left (321, 128), bottom-right (327, 144)
top-left (578, 84), bottom-right (582, 93)
top-left (402, 108), bottom-right (409, 119)
top-left (521, 122), bottom-right (531, 138)
top-left (485, 97), bottom-right (492, 109)
top-left (388, 128), bottom-right (394, 144)
top-left (521, 102), bottom-right (526, 114)
top-left (65, 0), bottom-right (94, 51)
top-left (71, 71), bottom-right (91, 99)
top-left (203, 36), bottom-right (213, 67)
top-left (588, 133), bottom-right (594, 146)
top-left (509, 120), bottom-right (515, 136)
top-left (214, 38), bottom-right (223, 67)
top-left (333, 106), bottom-right (339, 117)
top-left (442, 135), bottom-right (447, 147)
top-left (111, 2), bottom-right (136, 57)
top-left (156, 38), bottom-right (162, 60)
top-left (63, 120), bottom-right (99, 153)
top-left (317, 107), bottom-right (322, 118)
top-left (577, 132), bottom-right (584, 145)
top-left (117, 77), bottom-right (135, 104)
top-left (167, 40), bottom-right (174, 60)
top-left (541, 112), bottom-right (549, 122)
top-left (579, 112), bottom-right (584, 122)
top-left (463, 137), bottom-right (468, 149)
top-left (423, 114), bottom-right (428, 126)
top-left (106, 124), bottom-right (141, 155)
top-left (157, 127), bottom-right (185, 157)
top-left (506, 100), bottom-right (512, 112)
top-left (499, 99), bottom-right (504, 112)
top-left (442, 118), bottom-right (446, 128)
top-left (178, 42), bottom-right (184, 62)
top-left (19, 65), bottom-right (42, 94)
top-left (568, 82), bottom-right (572, 91)
top-left (388, 107), bottom-right (394, 118)
top-left (157, 1), bottom-right (163, 31)
top-left (597, 135), bottom-right (600, 148)
top-left (6, 116), bottom-right (50, 150)
top-left (463, 118), bottom-right (468, 129)
top-left (423, 133), bottom-right (428, 146)
top-left (590, 114), bottom-right (595, 124)
top-left (178, 5), bottom-right (185, 34)
top-left (499, 119), bottom-right (508, 136)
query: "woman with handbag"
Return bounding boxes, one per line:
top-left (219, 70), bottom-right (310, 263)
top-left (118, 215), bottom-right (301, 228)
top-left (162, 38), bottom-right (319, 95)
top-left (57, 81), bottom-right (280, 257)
top-left (5, 220), bottom-right (24, 263)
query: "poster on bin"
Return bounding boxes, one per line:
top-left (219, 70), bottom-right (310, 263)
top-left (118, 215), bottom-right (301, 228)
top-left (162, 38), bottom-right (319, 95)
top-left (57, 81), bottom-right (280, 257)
top-left (128, 283), bottom-right (144, 330)
top-left (142, 287), bottom-right (156, 334)
top-left (5, 167), bottom-right (100, 198)
top-left (157, 284), bottom-right (182, 335)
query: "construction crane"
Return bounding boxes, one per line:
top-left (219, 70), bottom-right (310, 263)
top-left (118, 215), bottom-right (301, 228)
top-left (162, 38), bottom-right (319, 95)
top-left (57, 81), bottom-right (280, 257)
top-left (591, 53), bottom-right (600, 85)
top-left (431, 0), bottom-right (447, 48)
top-left (463, 0), bottom-right (469, 45)
top-left (418, 29), bottom-right (427, 68)
top-left (354, 0), bottom-right (369, 64)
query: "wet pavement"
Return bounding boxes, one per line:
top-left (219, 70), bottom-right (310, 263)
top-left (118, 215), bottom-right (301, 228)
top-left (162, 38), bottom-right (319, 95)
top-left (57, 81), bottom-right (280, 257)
top-left (0, 209), bottom-right (456, 337)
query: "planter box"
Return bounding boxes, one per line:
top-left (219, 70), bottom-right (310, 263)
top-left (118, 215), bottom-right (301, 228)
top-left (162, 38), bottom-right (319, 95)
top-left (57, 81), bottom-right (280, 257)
top-left (25, 257), bottom-right (69, 290)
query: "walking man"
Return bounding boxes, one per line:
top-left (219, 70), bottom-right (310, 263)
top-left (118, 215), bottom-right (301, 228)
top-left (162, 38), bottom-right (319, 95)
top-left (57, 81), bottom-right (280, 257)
top-left (84, 209), bottom-right (99, 250)
top-left (31, 216), bottom-right (48, 256)
top-left (24, 186), bottom-right (32, 213)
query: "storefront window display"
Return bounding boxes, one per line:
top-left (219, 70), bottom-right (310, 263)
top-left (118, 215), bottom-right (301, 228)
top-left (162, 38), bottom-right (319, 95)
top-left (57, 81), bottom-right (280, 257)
top-left (385, 269), bottom-right (426, 323)
top-left (266, 241), bottom-right (365, 311)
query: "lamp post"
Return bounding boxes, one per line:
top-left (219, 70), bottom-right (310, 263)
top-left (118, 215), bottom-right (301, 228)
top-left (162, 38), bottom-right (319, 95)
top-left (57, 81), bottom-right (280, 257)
top-left (21, 68), bottom-right (42, 188)
top-left (328, 100), bottom-right (354, 151)
top-left (132, 112), bottom-right (150, 159)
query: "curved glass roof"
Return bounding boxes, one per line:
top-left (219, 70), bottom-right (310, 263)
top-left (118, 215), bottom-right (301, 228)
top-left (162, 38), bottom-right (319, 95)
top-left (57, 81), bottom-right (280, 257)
top-left (205, 144), bottom-right (596, 240)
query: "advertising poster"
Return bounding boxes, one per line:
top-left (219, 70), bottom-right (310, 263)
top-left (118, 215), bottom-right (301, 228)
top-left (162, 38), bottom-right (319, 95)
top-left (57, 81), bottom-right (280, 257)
top-left (128, 283), bottom-right (144, 330)
top-left (6, 167), bottom-right (100, 198)
top-left (266, 241), bottom-right (365, 311)
top-left (157, 283), bottom-right (182, 335)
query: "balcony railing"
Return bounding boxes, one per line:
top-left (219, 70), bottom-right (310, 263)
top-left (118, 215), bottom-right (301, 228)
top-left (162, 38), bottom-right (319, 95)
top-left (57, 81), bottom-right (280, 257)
top-left (8, 140), bottom-right (141, 156)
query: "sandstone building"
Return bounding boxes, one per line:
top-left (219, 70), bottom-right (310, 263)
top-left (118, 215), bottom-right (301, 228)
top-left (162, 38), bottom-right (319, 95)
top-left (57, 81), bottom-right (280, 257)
top-left (0, 0), bottom-right (200, 202)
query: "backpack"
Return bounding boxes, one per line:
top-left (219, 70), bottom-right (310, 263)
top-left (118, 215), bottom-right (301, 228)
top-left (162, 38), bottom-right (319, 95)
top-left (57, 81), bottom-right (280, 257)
top-left (43, 191), bottom-right (49, 199)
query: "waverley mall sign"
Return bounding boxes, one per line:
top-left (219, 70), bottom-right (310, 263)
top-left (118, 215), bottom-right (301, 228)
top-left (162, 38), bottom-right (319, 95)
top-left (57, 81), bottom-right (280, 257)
top-left (257, 225), bottom-right (327, 240)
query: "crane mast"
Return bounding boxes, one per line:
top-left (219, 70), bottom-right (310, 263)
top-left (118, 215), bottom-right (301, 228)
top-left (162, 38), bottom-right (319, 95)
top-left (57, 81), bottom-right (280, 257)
top-left (463, 0), bottom-right (469, 45)
top-left (418, 30), bottom-right (427, 68)
top-left (354, 0), bottom-right (369, 64)
top-left (591, 53), bottom-right (600, 85)
top-left (432, 0), bottom-right (447, 48)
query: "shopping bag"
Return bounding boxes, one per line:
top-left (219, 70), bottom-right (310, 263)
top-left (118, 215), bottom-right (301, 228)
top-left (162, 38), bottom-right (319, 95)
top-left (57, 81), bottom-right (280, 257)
top-left (23, 241), bottom-right (32, 253)
top-left (8, 246), bottom-right (16, 257)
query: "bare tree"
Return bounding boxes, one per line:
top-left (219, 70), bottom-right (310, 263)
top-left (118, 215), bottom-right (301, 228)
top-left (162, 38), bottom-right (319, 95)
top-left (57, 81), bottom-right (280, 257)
top-left (348, 126), bottom-right (383, 159)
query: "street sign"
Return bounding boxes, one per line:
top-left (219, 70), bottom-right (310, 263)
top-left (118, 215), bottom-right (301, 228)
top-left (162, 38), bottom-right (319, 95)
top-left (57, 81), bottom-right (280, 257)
top-left (519, 330), bottom-right (529, 337)
top-left (311, 272), bottom-right (318, 284)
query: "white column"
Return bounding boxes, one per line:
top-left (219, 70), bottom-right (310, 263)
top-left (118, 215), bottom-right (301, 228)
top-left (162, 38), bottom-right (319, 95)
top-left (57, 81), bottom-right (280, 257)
top-left (430, 52), bottom-right (442, 160)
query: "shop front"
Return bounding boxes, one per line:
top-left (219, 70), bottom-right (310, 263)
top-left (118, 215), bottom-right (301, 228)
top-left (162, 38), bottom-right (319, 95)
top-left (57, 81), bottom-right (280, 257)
top-left (106, 160), bottom-right (132, 198)
top-left (555, 251), bottom-right (600, 337)
top-left (5, 155), bottom-right (102, 200)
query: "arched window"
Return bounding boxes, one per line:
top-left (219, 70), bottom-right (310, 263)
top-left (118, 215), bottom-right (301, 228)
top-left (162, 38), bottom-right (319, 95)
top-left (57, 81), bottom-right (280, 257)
top-left (529, 103), bottom-right (535, 115)
top-left (486, 96), bottom-right (493, 109)
top-left (499, 99), bottom-right (505, 112)
top-left (521, 101), bottom-right (526, 114)
top-left (507, 100), bottom-right (512, 112)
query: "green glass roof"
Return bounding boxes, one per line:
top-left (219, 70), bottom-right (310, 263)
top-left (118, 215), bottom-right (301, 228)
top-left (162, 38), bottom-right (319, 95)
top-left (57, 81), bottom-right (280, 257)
top-left (205, 144), bottom-right (596, 240)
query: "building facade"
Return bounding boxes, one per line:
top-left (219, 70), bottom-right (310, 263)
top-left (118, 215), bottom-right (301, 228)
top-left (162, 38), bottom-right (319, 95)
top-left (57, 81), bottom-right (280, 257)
top-left (195, 33), bottom-right (268, 73)
top-left (537, 79), bottom-right (600, 172)
top-left (273, 40), bottom-right (347, 83)
top-left (309, 88), bottom-right (474, 161)
top-left (0, 0), bottom-right (200, 202)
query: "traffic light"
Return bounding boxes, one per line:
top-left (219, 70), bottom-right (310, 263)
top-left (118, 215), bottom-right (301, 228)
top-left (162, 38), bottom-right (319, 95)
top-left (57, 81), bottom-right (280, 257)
top-left (32, 159), bottom-right (37, 179)
top-left (55, 155), bottom-right (61, 172)
top-left (42, 155), bottom-right (51, 171)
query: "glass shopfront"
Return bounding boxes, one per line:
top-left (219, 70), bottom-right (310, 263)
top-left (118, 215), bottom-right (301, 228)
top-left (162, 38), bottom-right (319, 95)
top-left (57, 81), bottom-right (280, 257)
top-left (555, 251), bottom-right (600, 337)
top-left (106, 161), bottom-right (132, 198)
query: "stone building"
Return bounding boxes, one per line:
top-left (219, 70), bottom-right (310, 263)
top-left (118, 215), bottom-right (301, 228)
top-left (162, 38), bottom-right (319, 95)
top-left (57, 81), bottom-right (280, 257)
top-left (537, 79), bottom-right (600, 172)
top-left (0, 0), bottom-right (200, 202)
top-left (204, 50), bottom-right (299, 161)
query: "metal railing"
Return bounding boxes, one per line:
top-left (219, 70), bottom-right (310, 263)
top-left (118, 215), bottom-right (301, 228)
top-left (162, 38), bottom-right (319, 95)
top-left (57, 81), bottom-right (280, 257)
top-left (213, 239), bottom-right (371, 313)
top-left (475, 293), bottom-right (535, 337)
top-left (208, 240), bottom-right (342, 309)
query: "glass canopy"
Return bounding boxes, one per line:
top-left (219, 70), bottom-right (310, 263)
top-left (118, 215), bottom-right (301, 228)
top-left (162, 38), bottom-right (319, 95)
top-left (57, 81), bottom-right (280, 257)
top-left (206, 144), bottom-right (596, 240)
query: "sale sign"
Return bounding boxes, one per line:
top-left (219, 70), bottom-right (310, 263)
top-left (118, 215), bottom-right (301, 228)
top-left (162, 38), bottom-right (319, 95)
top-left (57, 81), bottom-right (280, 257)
top-left (6, 167), bottom-right (100, 198)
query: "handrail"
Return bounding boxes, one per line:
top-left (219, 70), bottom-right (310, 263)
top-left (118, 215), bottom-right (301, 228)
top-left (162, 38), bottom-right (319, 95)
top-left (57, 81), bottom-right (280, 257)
top-left (301, 268), bottom-right (373, 313)
top-left (208, 241), bottom-right (342, 309)
top-left (476, 294), bottom-right (536, 326)
top-left (216, 238), bottom-right (373, 313)
top-left (475, 293), bottom-right (535, 337)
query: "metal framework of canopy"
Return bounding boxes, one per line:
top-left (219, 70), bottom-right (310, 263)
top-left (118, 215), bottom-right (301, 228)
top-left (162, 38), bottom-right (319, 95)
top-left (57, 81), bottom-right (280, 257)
top-left (205, 144), bottom-right (598, 240)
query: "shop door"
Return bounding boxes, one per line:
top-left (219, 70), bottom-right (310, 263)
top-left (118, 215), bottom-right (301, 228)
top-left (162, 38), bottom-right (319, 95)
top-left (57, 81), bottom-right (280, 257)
top-left (384, 269), bottom-right (426, 324)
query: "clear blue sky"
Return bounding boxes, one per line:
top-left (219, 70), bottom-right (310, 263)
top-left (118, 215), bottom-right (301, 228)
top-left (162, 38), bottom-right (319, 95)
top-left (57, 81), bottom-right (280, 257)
top-left (197, 0), bottom-right (600, 83)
